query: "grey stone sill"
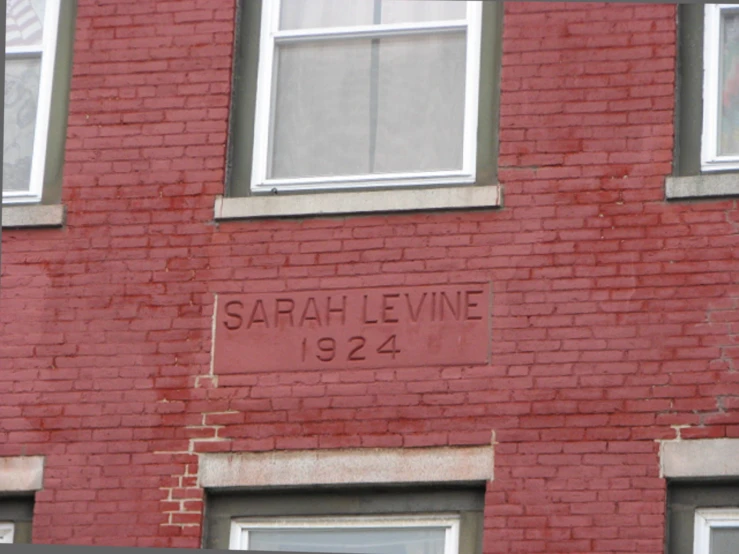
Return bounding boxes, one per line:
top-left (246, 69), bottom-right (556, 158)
top-left (214, 185), bottom-right (502, 220)
top-left (666, 174), bottom-right (739, 200)
top-left (1, 204), bottom-right (65, 228)
top-left (198, 445), bottom-right (494, 488)
top-left (660, 438), bottom-right (739, 479)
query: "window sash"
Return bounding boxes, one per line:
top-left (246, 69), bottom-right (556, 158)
top-left (2, 0), bottom-right (61, 204)
top-left (230, 515), bottom-right (460, 554)
top-left (694, 509), bottom-right (739, 554)
top-left (0, 522), bottom-right (14, 544)
top-left (251, 0), bottom-right (482, 193)
top-left (701, 4), bottom-right (739, 171)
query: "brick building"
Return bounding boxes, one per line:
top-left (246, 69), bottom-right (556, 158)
top-left (1, 1), bottom-right (738, 553)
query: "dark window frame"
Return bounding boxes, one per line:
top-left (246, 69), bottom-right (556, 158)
top-left (667, 480), bottom-right (739, 554)
top-left (668, 4), bottom-right (739, 200)
top-left (1, 0), bottom-right (77, 207)
top-left (0, 495), bottom-right (35, 544)
top-left (225, 1), bottom-right (502, 200)
top-left (203, 484), bottom-right (485, 554)
top-left (674, 3), bottom-right (704, 178)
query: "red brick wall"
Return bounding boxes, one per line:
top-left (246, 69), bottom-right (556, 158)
top-left (2, 1), bottom-right (738, 552)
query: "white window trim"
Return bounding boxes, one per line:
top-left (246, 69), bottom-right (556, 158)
top-left (694, 508), bottom-right (739, 554)
top-left (701, 4), bottom-right (739, 172)
top-left (2, 0), bottom-right (61, 205)
top-left (250, 0), bottom-right (483, 194)
top-left (0, 522), bottom-right (14, 544)
top-left (229, 515), bottom-right (460, 554)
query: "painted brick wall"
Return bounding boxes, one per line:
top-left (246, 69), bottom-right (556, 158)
top-left (1, 1), bottom-right (738, 552)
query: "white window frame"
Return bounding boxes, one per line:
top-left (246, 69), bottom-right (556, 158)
top-left (694, 508), bottom-right (739, 554)
top-left (2, 0), bottom-right (61, 204)
top-left (250, 0), bottom-right (483, 194)
top-left (229, 514), bottom-right (460, 554)
top-left (701, 4), bottom-right (739, 172)
top-left (0, 522), bottom-right (14, 544)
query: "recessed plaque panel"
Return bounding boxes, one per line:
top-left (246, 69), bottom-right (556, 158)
top-left (213, 283), bottom-right (491, 373)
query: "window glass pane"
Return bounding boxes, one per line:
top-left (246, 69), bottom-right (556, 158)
top-left (6, 0), bottom-right (45, 49)
top-left (249, 527), bottom-right (447, 554)
top-left (279, 0), bottom-right (466, 30)
top-left (373, 32), bottom-right (466, 174)
top-left (719, 9), bottom-right (739, 156)
top-left (4, 57), bottom-right (41, 193)
top-left (269, 32), bottom-right (466, 180)
top-left (710, 527), bottom-right (739, 554)
top-left (381, 1), bottom-right (466, 25)
top-left (270, 39), bottom-right (372, 179)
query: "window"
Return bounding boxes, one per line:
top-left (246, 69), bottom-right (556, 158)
top-left (669, 4), bottom-right (739, 198)
top-left (2, 0), bottom-right (76, 228)
top-left (220, 0), bottom-right (502, 219)
top-left (254, 0), bottom-right (480, 193)
top-left (4, 0), bottom-right (60, 204)
top-left (205, 486), bottom-right (483, 554)
top-left (667, 482), bottom-right (739, 554)
top-left (694, 509), bottom-right (739, 554)
top-left (230, 515), bottom-right (460, 554)
top-left (701, 4), bottom-right (739, 172)
top-left (0, 497), bottom-right (34, 544)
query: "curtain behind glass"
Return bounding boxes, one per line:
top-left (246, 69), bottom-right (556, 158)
top-left (4, 0), bottom-right (45, 193)
top-left (280, 0), bottom-right (465, 30)
top-left (249, 527), bottom-right (447, 554)
top-left (710, 527), bottom-right (739, 554)
top-left (269, 0), bottom-right (468, 180)
top-left (720, 9), bottom-right (739, 156)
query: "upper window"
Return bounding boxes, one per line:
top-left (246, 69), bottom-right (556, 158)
top-left (669, 4), bottom-right (739, 198)
top-left (252, 0), bottom-right (481, 193)
top-left (3, 0), bottom-right (62, 204)
top-left (702, 4), bottom-right (739, 172)
top-left (221, 0), bottom-right (502, 218)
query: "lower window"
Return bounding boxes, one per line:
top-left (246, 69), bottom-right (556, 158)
top-left (231, 515), bottom-right (459, 554)
top-left (205, 486), bottom-right (483, 554)
top-left (694, 509), bottom-right (739, 554)
top-left (0, 497), bottom-right (34, 544)
top-left (668, 482), bottom-right (739, 554)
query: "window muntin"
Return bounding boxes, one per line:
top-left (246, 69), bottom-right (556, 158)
top-left (694, 509), bottom-right (739, 554)
top-left (3, 0), bottom-right (61, 204)
top-left (251, 0), bottom-right (482, 193)
top-left (0, 522), bottom-right (13, 544)
top-left (230, 515), bottom-right (460, 554)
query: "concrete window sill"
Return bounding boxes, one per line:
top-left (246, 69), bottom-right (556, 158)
top-left (1, 204), bottom-right (65, 228)
top-left (0, 456), bottom-right (45, 492)
top-left (214, 185), bottom-right (502, 221)
top-left (198, 445), bottom-right (494, 488)
top-left (666, 174), bottom-right (739, 199)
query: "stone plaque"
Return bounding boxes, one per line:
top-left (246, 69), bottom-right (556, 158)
top-left (213, 283), bottom-right (491, 373)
